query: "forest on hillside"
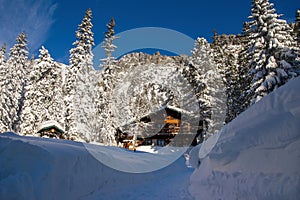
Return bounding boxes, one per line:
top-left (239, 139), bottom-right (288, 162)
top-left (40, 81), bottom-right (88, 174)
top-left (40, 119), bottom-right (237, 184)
top-left (0, 1), bottom-right (299, 145)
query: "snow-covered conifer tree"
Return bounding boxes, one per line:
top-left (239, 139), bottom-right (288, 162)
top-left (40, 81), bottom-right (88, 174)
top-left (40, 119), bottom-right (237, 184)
top-left (0, 44), bottom-right (8, 132)
top-left (211, 33), bottom-right (243, 123)
top-left (211, 32), bottom-right (230, 87)
top-left (20, 46), bottom-right (64, 136)
top-left (65, 8), bottom-right (96, 142)
top-left (247, 0), bottom-right (299, 104)
top-left (0, 44), bottom-right (7, 89)
top-left (294, 10), bottom-right (300, 59)
top-left (94, 18), bottom-right (120, 145)
top-left (224, 46), bottom-right (244, 123)
top-left (236, 22), bottom-right (253, 114)
top-left (3, 33), bottom-right (29, 132)
top-left (101, 18), bottom-right (118, 67)
top-left (0, 43), bottom-right (7, 70)
top-left (189, 37), bottom-right (226, 137)
top-left (295, 10), bottom-right (300, 46)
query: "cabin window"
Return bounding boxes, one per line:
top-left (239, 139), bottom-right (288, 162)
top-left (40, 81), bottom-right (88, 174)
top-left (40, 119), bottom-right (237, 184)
top-left (157, 139), bottom-right (165, 146)
top-left (145, 139), bottom-right (152, 145)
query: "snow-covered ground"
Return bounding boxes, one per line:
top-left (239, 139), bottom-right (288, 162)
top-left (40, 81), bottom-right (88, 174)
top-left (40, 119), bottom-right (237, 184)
top-left (189, 77), bottom-right (300, 199)
top-left (1, 77), bottom-right (300, 200)
top-left (0, 132), bottom-right (193, 200)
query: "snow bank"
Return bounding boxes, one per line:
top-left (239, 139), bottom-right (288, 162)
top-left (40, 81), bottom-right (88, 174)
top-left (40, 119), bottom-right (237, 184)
top-left (0, 132), bottom-right (193, 200)
top-left (189, 77), bottom-right (300, 200)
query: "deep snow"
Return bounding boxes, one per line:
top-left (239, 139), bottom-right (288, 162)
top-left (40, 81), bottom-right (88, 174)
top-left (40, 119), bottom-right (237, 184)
top-left (0, 132), bottom-right (193, 200)
top-left (189, 77), bottom-right (300, 200)
top-left (1, 77), bottom-right (300, 200)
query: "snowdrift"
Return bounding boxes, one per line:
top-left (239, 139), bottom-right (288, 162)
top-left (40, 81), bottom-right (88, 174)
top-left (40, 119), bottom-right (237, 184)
top-left (189, 77), bottom-right (300, 200)
top-left (0, 133), bottom-right (193, 200)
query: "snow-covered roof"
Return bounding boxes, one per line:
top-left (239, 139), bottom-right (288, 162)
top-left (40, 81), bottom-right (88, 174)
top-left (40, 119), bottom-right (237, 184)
top-left (37, 120), bottom-right (65, 133)
top-left (165, 104), bottom-right (192, 115)
top-left (120, 104), bottom-right (192, 128)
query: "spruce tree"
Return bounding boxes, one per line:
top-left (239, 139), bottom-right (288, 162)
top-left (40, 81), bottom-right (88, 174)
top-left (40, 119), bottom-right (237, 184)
top-left (211, 33), bottom-right (243, 123)
top-left (295, 10), bottom-right (300, 46)
top-left (4, 33), bottom-right (29, 132)
top-left (0, 44), bottom-right (6, 89)
top-left (0, 44), bottom-right (6, 73)
top-left (101, 18), bottom-right (118, 67)
top-left (95, 18), bottom-right (120, 145)
top-left (65, 8), bottom-right (96, 142)
top-left (20, 46), bottom-right (64, 136)
top-left (189, 37), bottom-right (226, 137)
top-left (0, 44), bottom-right (8, 132)
top-left (236, 22), bottom-right (253, 114)
top-left (295, 10), bottom-right (300, 58)
top-left (221, 43), bottom-right (243, 123)
top-left (247, 0), bottom-right (299, 104)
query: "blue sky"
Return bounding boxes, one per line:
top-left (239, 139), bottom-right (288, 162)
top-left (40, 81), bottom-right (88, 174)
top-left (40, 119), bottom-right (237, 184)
top-left (0, 0), bottom-right (299, 64)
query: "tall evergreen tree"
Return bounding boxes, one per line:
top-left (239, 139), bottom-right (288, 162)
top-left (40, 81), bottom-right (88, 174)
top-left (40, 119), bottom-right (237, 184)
top-left (101, 18), bottom-right (118, 68)
top-left (65, 8), bottom-right (96, 141)
top-left (3, 33), bottom-right (29, 132)
top-left (0, 43), bottom-right (6, 70)
top-left (0, 44), bottom-right (8, 132)
top-left (211, 33), bottom-right (243, 123)
top-left (0, 44), bottom-right (7, 89)
top-left (247, 0), bottom-right (299, 104)
top-left (294, 9), bottom-right (300, 60)
top-left (295, 10), bottom-right (300, 46)
top-left (189, 37), bottom-right (226, 138)
top-left (226, 46), bottom-right (244, 123)
top-left (236, 22), bottom-right (253, 113)
top-left (94, 18), bottom-right (120, 145)
top-left (20, 46), bottom-right (64, 136)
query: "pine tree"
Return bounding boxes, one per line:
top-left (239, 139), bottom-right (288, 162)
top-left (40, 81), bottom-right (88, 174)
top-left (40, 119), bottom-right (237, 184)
top-left (20, 46), bottom-right (64, 136)
top-left (101, 18), bottom-right (118, 67)
top-left (3, 33), bottom-right (29, 132)
top-left (211, 31), bottom-right (227, 86)
top-left (65, 8), bottom-right (96, 142)
top-left (0, 44), bottom-right (8, 132)
top-left (236, 22), bottom-right (253, 114)
top-left (0, 44), bottom-right (7, 89)
top-left (0, 44), bottom-right (7, 71)
top-left (211, 33), bottom-right (243, 123)
top-left (247, 0), bottom-right (299, 104)
top-left (294, 9), bottom-right (300, 60)
top-left (189, 37), bottom-right (226, 138)
top-left (218, 41), bottom-right (242, 123)
top-left (94, 18), bottom-right (120, 145)
top-left (295, 10), bottom-right (300, 46)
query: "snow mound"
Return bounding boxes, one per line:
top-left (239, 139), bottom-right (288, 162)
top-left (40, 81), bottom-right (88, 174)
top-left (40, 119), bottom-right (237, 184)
top-left (189, 77), bottom-right (300, 200)
top-left (0, 132), bottom-right (193, 200)
top-left (136, 145), bottom-right (162, 153)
